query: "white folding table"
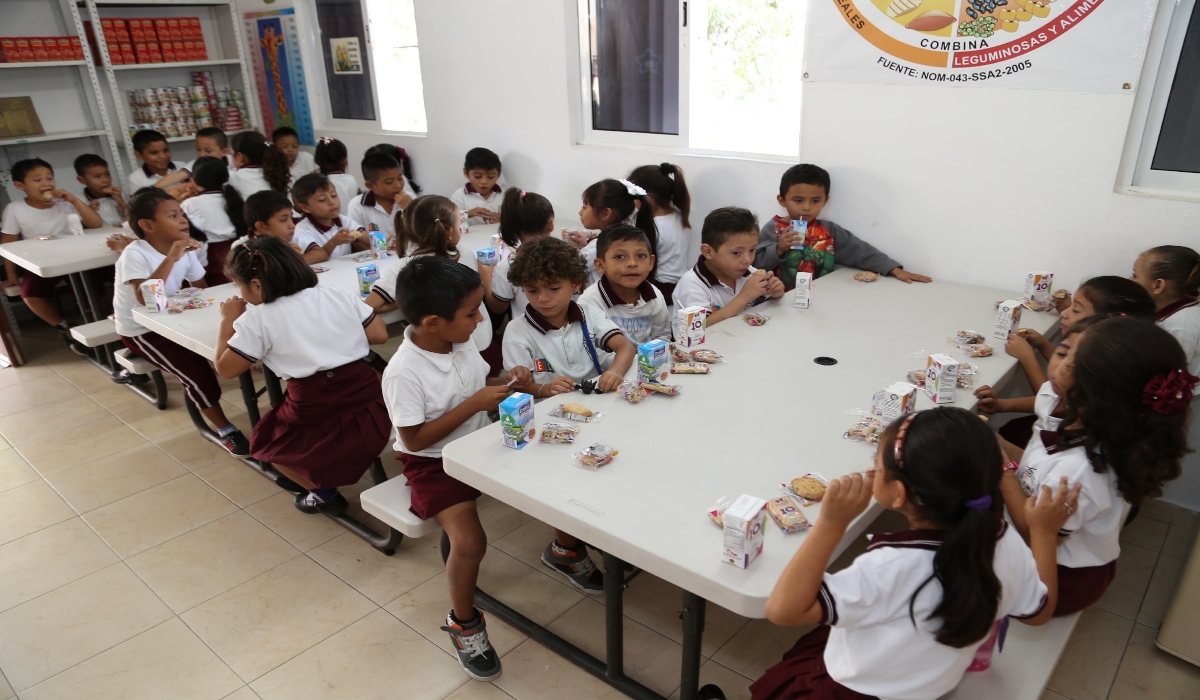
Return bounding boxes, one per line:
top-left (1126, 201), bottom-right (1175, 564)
top-left (440, 268), bottom-right (1062, 700)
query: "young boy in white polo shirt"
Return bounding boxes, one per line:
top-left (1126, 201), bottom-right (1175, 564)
top-left (346, 152), bottom-right (410, 243)
top-left (449, 147), bottom-right (503, 225)
top-left (577, 224), bottom-right (671, 343)
top-left (126, 130), bottom-right (190, 194)
top-left (672, 207), bottom-right (784, 325)
top-left (502, 236), bottom-right (635, 593)
top-left (74, 154), bottom-right (126, 226)
top-left (382, 256), bottom-right (531, 682)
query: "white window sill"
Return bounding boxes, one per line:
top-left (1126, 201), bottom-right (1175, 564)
top-left (573, 138), bottom-right (799, 165)
top-left (1116, 185), bottom-right (1200, 205)
top-left (316, 126), bottom-right (428, 140)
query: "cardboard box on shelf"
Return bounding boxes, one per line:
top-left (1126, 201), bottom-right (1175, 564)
top-left (69, 36), bottom-right (83, 61)
top-left (0, 97), bottom-right (44, 138)
top-left (14, 39), bottom-right (34, 63)
top-left (0, 38), bottom-right (15, 62)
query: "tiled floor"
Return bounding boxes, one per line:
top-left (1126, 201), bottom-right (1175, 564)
top-left (1, 330), bottom-right (1199, 699)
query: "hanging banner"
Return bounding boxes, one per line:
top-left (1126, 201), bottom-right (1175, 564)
top-left (804, 0), bottom-right (1158, 92)
top-left (243, 8), bottom-right (315, 145)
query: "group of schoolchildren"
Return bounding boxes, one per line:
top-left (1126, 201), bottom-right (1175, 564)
top-left (2, 127), bottom-right (1199, 700)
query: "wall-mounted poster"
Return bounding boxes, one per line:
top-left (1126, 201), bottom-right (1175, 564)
top-left (330, 37), bottom-right (363, 75)
top-left (243, 8), bottom-right (315, 145)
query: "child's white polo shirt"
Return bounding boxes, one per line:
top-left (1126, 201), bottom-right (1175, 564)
top-left (293, 214), bottom-right (363, 259)
top-left (671, 255), bottom-right (758, 316)
top-left (1158, 298), bottom-right (1200, 376)
top-left (818, 524), bottom-right (1047, 699)
top-left (1, 200), bottom-right (75, 239)
top-left (345, 191), bottom-right (397, 238)
top-left (84, 191), bottom-right (124, 226)
top-left (126, 161), bottom-right (187, 195)
top-left (1032, 381), bottom-right (1062, 433)
top-left (382, 326), bottom-right (491, 458)
top-left (654, 210), bottom-right (687, 284)
top-left (371, 252), bottom-right (493, 351)
top-left (288, 150), bottom-right (317, 183)
top-left (502, 301), bottom-right (621, 384)
top-left (113, 239), bottom-right (205, 337)
top-left (325, 172), bottom-right (360, 213)
top-left (449, 184), bottom-right (502, 224)
top-left (577, 275), bottom-right (671, 344)
top-left (229, 167), bottom-right (275, 200)
top-left (182, 191), bottom-right (238, 242)
top-left (490, 249), bottom-right (532, 318)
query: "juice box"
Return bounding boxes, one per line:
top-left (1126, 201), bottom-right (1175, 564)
top-left (139, 279), bottom-right (168, 312)
top-left (790, 219), bottom-right (808, 250)
top-left (924, 354), bottom-right (960, 404)
top-left (794, 271), bottom-right (812, 309)
top-left (636, 339), bottom-right (669, 384)
top-left (498, 393), bottom-right (535, 449)
top-left (368, 228), bottom-right (388, 258)
top-left (993, 299), bottom-right (1023, 341)
top-left (1023, 271), bottom-right (1054, 305)
top-left (872, 381), bottom-right (918, 423)
top-left (460, 210), bottom-right (470, 237)
top-left (676, 306), bottom-right (707, 347)
top-left (721, 494), bottom-right (768, 569)
top-left (475, 247), bottom-right (498, 266)
top-left (356, 263), bottom-right (380, 297)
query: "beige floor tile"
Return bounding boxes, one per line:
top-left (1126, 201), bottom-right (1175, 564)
top-left (250, 609), bottom-right (467, 700)
top-left (308, 530), bottom-right (445, 605)
top-left (0, 364), bottom-right (54, 390)
top-left (154, 428), bottom-right (233, 472)
top-left (444, 681), bottom-right (514, 699)
top-left (336, 477), bottom-right (391, 535)
top-left (20, 618), bottom-right (243, 700)
top-left (194, 459), bottom-right (280, 508)
top-left (1039, 692), bottom-right (1070, 700)
top-left (1121, 516), bottom-right (1170, 553)
top-left (0, 480), bottom-right (75, 546)
top-left (127, 511), bottom-right (300, 613)
top-left (547, 599), bottom-right (686, 697)
top-left (1171, 504), bottom-right (1199, 528)
top-left (0, 670), bottom-right (11, 700)
top-left (668, 661), bottom-right (752, 700)
top-left (0, 449), bottom-right (37, 493)
top-left (477, 495), bottom-right (534, 543)
top-left (116, 399), bottom-right (203, 441)
top-left (491, 519), bottom-right (557, 569)
top-left (1108, 622), bottom-right (1200, 699)
top-left (0, 433), bottom-right (9, 452)
top-left (16, 416), bottom-right (147, 477)
top-left (1094, 542), bottom-right (1159, 620)
top-left (1137, 555), bottom-right (1185, 629)
top-left (0, 563), bottom-right (172, 692)
top-left (0, 375), bottom-right (83, 419)
top-left (181, 556), bottom-right (376, 682)
top-left (45, 443), bottom-right (186, 514)
top-left (1046, 607), bottom-right (1135, 700)
top-left (220, 688), bottom-right (260, 700)
top-left (1139, 499), bottom-right (1175, 524)
top-left (84, 474), bottom-right (238, 557)
top-left (0, 517), bottom-right (118, 613)
top-left (710, 618), bottom-right (811, 681)
top-left (1162, 519), bottom-right (1200, 560)
top-left (244, 492), bottom-right (345, 552)
top-left (81, 383), bottom-right (163, 415)
top-left (622, 573), bottom-right (749, 658)
top-left (493, 639), bottom-right (628, 700)
top-left (0, 397), bottom-right (109, 446)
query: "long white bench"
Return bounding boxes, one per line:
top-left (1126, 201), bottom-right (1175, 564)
top-left (70, 319), bottom-right (121, 347)
top-left (941, 612), bottom-right (1081, 700)
top-left (70, 319), bottom-right (168, 410)
top-left (360, 478), bottom-right (440, 539)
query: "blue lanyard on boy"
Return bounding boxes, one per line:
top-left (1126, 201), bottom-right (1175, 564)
top-left (577, 316), bottom-right (606, 378)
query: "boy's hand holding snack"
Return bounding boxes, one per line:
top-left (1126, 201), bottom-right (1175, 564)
top-left (220, 296), bottom-right (247, 323)
top-left (735, 272), bottom-right (771, 307)
top-left (974, 384), bottom-right (1000, 414)
top-left (472, 384), bottom-right (515, 413)
top-left (327, 228), bottom-right (357, 250)
top-left (763, 272), bottom-right (785, 298)
top-left (467, 207), bottom-right (491, 219)
top-left (597, 370), bottom-right (624, 393)
top-left (1004, 334), bottom-right (1037, 363)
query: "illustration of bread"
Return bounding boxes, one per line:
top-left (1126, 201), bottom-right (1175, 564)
top-left (886, 0), bottom-right (922, 18)
top-left (906, 10), bottom-right (956, 32)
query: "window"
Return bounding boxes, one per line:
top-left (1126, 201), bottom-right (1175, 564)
top-left (578, 0), bottom-right (805, 157)
top-left (364, 0), bottom-right (428, 132)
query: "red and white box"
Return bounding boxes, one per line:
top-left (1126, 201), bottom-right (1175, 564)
top-left (69, 36), bottom-right (83, 60)
top-left (0, 38), bottom-right (16, 63)
top-left (45, 38), bottom-right (63, 62)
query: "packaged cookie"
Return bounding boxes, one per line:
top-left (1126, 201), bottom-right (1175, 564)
top-left (767, 496), bottom-right (811, 533)
top-left (958, 344), bottom-right (994, 358)
top-left (671, 362), bottom-right (710, 374)
top-left (784, 473), bottom-right (829, 506)
top-left (853, 270), bottom-right (879, 282)
top-left (549, 402), bottom-right (603, 423)
top-left (617, 381), bottom-right (650, 404)
top-left (844, 416), bottom-right (883, 444)
top-left (573, 443), bottom-right (618, 470)
top-left (539, 422), bottom-right (581, 444)
top-left (640, 382), bottom-right (681, 396)
top-left (743, 313), bottom-right (770, 326)
top-left (708, 494), bottom-right (737, 527)
top-left (951, 330), bottom-right (985, 345)
top-left (690, 349), bottom-right (724, 364)
top-left (669, 343), bottom-right (692, 362)
top-left (906, 369), bottom-right (927, 386)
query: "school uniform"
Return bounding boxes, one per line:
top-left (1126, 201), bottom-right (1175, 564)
top-left (1013, 430), bottom-right (1122, 615)
top-left (293, 214), bottom-right (364, 259)
top-left (672, 255), bottom-right (761, 316)
top-left (449, 183), bottom-right (502, 225)
top-left (751, 525), bottom-right (1048, 700)
top-left (325, 171), bottom-right (360, 212)
top-left (490, 249), bottom-right (531, 318)
top-left (84, 190), bottom-right (124, 226)
top-left (1032, 381), bottom-right (1062, 432)
top-left (1158, 298), bottom-right (1200, 376)
top-left (502, 301), bottom-right (621, 385)
top-left (126, 161), bottom-right (187, 195)
top-left (288, 150), bottom-right (317, 183)
top-left (1, 200), bottom-right (77, 299)
top-left (182, 190), bottom-right (240, 285)
top-left (382, 326), bottom-right (491, 519)
top-left (184, 154), bottom-right (235, 171)
top-left (577, 275), bottom-right (672, 344)
top-left (654, 210), bottom-right (687, 302)
top-left (227, 285), bottom-right (388, 488)
top-left (113, 240), bottom-right (221, 409)
top-left (580, 238), bottom-right (602, 288)
top-left (371, 252), bottom-right (493, 351)
top-left (228, 166), bottom-right (280, 200)
top-left (345, 191), bottom-right (398, 239)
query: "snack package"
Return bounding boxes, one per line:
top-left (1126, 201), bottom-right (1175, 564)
top-left (549, 402), bottom-right (603, 423)
top-left (617, 380), bottom-right (650, 404)
top-left (844, 415), bottom-right (883, 443)
top-left (636, 339), bottom-right (670, 384)
top-left (140, 279), bottom-right (168, 312)
top-left (853, 270), bottom-right (879, 282)
top-left (721, 494), bottom-right (768, 569)
top-left (952, 330), bottom-right (985, 345)
top-left (1052, 289), bottom-right (1070, 300)
top-left (498, 393), bottom-right (535, 449)
top-left (640, 382), bottom-right (681, 396)
top-left (743, 313), bottom-right (770, 326)
top-left (958, 344), bottom-right (994, 358)
top-left (669, 343), bottom-right (692, 362)
top-left (573, 443), bottom-right (617, 470)
top-left (785, 474), bottom-right (829, 506)
top-left (539, 421), bottom-right (580, 444)
top-left (708, 494), bottom-right (737, 527)
top-left (690, 349), bottom-right (724, 364)
top-left (1023, 271), bottom-right (1054, 307)
top-left (924, 353), bottom-right (960, 404)
top-left (368, 228), bottom-right (388, 258)
top-left (872, 381), bottom-right (918, 424)
top-left (311, 265), bottom-right (330, 273)
top-left (671, 362), bottom-right (710, 374)
top-left (992, 300), bottom-right (1023, 341)
top-left (767, 496), bottom-right (811, 533)
top-left (906, 369), bottom-right (927, 386)
top-left (794, 271), bottom-right (813, 309)
top-left (475, 247), bottom-right (499, 267)
top-left (677, 306), bottom-right (708, 347)
top-left (459, 210), bottom-right (470, 237)
top-left (356, 263), bottom-right (380, 297)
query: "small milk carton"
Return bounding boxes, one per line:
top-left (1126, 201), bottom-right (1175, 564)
top-left (459, 210), bottom-right (470, 236)
top-left (139, 279), bottom-right (168, 312)
top-left (993, 299), bottom-right (1023, 341)
top-left (636, 339), bottom-right (669, 384)
top-left (676, 306), bottom-right (707, 347)
top-left (790, 219), bottom-right (808, 250)
top-left (924, 354), bottom-right (960, 404)
top-left (356, 263), bottom-right (380, 297)
top-left (368, 226), bottom-right (388, 258)
top-left (475, 247), bottom-right (499, 267)
top-left (498, 393), bottom-right (535, 449)
top-left (722, 494), bottom-right (768, 569)
top-left (794, 271), bottom-right (813, 310)
top-left (488, 233), bottom-right (507, 259)
top-left (872, 381), bottom-right (918, 423)
top-left (1023, 271), bottom-right (1054, 305)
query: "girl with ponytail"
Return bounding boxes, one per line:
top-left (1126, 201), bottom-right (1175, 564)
top-left (573, 178), bottom-right (659, 287)
top-left (182, 156), bottom-right (247, 285)
top-left (752, 408), bottom-right (1074, 700)
top-left (216, 236), bottom-right (391, 516)
top-left (627, 163), bottom-right (690, 304)
top-left (485, 186), bottom-right (555, 319)
top-left (229, 131), bottom-right (291, 198)
top-left (314, 136), bottom-right (361, 210)
top-left (1132, 245), bottom-right (1200, 375)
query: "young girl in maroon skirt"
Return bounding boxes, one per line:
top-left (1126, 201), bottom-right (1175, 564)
top-left (181, 156), bottom-right (247, 286)
top-left (214, 236), bottom-right (392, 514)
top-left (741, 408), bottom-right (1074, 700)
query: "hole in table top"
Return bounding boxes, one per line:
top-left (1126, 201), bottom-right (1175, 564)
top-left (814, 357), bottom-right (838, 366)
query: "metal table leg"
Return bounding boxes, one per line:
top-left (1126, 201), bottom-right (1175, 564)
top-left (262, 365), bottom-right (284, 406)
top-left (237, 373), bottom-right (262, 426)
top-left (679, 591), bottom-right (707, 700)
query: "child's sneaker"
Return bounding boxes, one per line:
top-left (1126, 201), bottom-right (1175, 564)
top-left (219, 429), bottom-right (251, 457)
top-left (440, 608), bottom-right (502, 681)
top-left (541, 540), bottom-right (604, 594)
top-left (293, 490), bottom-right (349, 516)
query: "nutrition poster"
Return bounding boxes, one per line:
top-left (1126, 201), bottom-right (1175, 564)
top-left (804, 0), bottom-right (1157, 92)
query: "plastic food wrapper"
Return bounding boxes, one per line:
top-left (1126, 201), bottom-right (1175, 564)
top-left (906, 369), bottom-right (927, 386)
top-left (853, 271), bottom-right (879, 282)
top-left (548, 403), bottom-right (603, 423)
top-left (767, 496), bottom-right (811, 533)
top-left (539, 422), bottom-right (581, 444)
top-left (1052, 289), bottom-right (1070, 300)
top-left (167, 297), bottom-right (211, 313)
top-left (573, 443), bottom-right (617, 470)
top-left (783, 473), bottom-right (830, 507)
top-left (952, 330), bottom-right (985, 345)
top-left (669, 343), bottom-right (692, 362)
top-left (640, 382), bottom-right (681, 396)
top-left (34, 235), bottom-right (57, 240)
top-left (708, 494), bottom-right (737, 527)
top-left (177, 287), bottom-right (202, 297)
top-left (617, 380), bottom-right (650, 404)
top-left (844, 416), bottom-right (883, 444)
top-left (743, 313), bottom-right (770, 326)
top-left (1023, 299), bottom-right (1056, 313)
top-left (671, 362), bottom-right (710, 374)
top-left (958, 344), bottom-right (994, 357)
top-left (310, 265), bottom-right (330, 273)
top-left (690, 349), bottom-right (724, 364)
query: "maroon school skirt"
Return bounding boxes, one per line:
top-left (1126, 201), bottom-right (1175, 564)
top-left (250, 360), bottom-right (390, 488)
top-left (398, 453), bottom-right (481, 520)
top-left (1054, 561), bottom-right (1117, 616)
top-left (20, 271), bottom-right (66, 299)
top-left (750, 626), bottom-right (877, 700)
top-left (205, 240), bottom-right (234, 286)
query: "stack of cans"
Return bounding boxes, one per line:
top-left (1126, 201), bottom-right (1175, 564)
top-left (127, 84), bottom-right (214, 139)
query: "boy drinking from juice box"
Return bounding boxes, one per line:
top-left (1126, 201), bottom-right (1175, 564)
top-left (577, 224), bottom-right (672, 343)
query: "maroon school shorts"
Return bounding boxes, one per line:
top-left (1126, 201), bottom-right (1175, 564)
top-left (398, 453), bottom-right (481, 520)
top-left (20, 272), bottom-right (65, 299)
top-left (1055, 561), bottom-right (1117, 616)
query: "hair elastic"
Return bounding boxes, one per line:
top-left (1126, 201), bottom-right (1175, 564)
top-left (263, 141), bottom-right (272, 148)
top-left (519, 189), bottom-right (526, 198)
top-left (318, 136), bottom-right (334, 145)
top-left (617, 178), bottom-right (647, 198)
top-left (659, 162), bottom-right (673, 176)
top-left (893, 414), bottom-right (917, 469)
top-left (964, 496), bottom-right (993, 510)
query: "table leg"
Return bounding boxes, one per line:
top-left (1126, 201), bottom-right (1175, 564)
top-left (238, 373), bottom-right (262, 426)
top-left (679, 591), bottom-right (707, 700)
top-left (66, 272), bottom-right (115, 374)
top-left (262, 366), bottom-right (284, 406)
top-left (603, 551), bottom-right (625, 681)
